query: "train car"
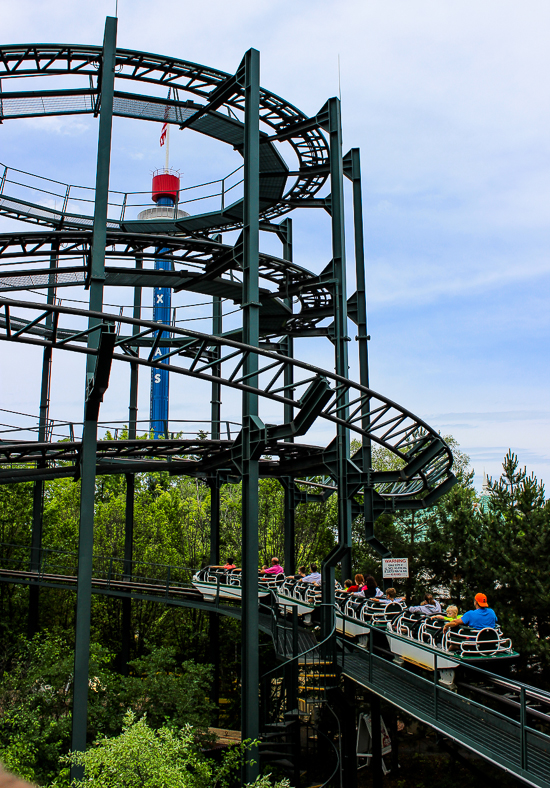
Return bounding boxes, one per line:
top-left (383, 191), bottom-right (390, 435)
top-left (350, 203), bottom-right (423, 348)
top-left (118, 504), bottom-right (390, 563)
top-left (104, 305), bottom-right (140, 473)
top-left (192, 573), bottom-right (518, 686)
top-left (277, 577), bottom-right (323, 623)
top-left (192, 566), bottom-right (280, 601)
top-left (279, 580), bottom-right (518, 687)
top-left (386, 609), bottom-right (518, 685)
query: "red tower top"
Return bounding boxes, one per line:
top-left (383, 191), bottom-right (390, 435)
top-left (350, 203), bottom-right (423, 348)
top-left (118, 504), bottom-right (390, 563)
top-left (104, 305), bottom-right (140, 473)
top-left (152, 171), bottom-right (180, 203)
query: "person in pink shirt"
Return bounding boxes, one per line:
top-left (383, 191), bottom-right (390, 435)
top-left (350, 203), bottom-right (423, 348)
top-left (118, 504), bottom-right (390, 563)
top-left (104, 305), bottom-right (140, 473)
top-left (260, 556), bottom-right (284, 576)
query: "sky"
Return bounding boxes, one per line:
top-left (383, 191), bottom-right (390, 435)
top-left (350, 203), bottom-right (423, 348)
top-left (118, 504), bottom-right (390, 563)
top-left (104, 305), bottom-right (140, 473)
top-left (0, 0), bottom-right (549, 492)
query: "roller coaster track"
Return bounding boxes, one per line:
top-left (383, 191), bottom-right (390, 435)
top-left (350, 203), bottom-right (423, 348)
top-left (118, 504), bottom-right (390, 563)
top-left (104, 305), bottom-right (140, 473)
top-left (0, 229), bottom-right (335, 339)
top-left (0, 297), bottom-right (454, 505)
top-left (0, 44), bottom-right (332, 233)
top-left (1, 548), bottom-right (549, 788)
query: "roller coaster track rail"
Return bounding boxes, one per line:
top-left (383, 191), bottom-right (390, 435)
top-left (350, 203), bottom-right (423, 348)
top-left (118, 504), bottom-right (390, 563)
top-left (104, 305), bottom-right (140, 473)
top-left (1, 543), bottom-right (549, 788)
top-left (0, 43), bottom-right (333, 231)
top-left (0, 296), bottom-right (454, 504)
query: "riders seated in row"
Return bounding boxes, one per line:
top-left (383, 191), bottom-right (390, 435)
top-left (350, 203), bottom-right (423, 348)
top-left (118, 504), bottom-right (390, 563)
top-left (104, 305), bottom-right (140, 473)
top-left (406, 591), bottom-right (497, 632)
top-left (443, 593), bottom-right (497, 633)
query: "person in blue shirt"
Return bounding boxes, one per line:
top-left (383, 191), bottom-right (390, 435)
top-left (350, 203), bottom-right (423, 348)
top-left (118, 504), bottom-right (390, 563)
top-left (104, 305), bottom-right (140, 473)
top-left (443, 592), bottom-right (497, 633)
top-left (303, 563), bottom-right (321, 584)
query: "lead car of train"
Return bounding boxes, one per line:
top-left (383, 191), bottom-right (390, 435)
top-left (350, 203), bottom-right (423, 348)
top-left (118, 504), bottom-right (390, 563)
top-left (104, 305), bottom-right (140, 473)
top-left (192, 567), bottom-right (518, 687)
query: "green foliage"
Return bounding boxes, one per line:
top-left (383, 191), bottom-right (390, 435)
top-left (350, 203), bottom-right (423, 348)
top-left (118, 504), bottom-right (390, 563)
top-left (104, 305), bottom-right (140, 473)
top-left (0, 635), bottom-right (215, 785)
top-left (65, 712), bottom-right (289, 788)
top-left (122, 648), bottom-right (215, 731)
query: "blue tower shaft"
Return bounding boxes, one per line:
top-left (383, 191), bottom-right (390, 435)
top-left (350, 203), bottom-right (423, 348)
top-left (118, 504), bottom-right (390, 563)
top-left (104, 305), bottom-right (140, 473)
top-left (150, 195), bottom-right (173, 438)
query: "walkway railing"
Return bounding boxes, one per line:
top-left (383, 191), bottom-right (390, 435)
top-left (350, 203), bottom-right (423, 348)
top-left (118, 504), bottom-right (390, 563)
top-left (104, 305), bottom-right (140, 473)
top-left (0, 542), bottom-right (197, 593)
top-left (338, 630), bottom-right (550, 788)
top-left (0, 161), bottom-right (244, 224)
top-left (260, 604), bottom-right (340, 787)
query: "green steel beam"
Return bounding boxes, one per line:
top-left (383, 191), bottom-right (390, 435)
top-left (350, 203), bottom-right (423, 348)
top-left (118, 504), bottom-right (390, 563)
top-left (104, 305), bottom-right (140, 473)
top-left (319, 97), bottom-right (352, 636)
top-left (240, 47), bottom-right (261, 785)
top-left (71, 16), bottom-right (117, 779)
top-left (343, 148), bottom-right (392, 576)
top-left (279, 218), bottom-right (296, 577)
top-left (122, 253), bottom-right (141, 671)
top-left (29, 241), bottom-right (58, 637)
top-left (209, 288), bottom-right (222, 722)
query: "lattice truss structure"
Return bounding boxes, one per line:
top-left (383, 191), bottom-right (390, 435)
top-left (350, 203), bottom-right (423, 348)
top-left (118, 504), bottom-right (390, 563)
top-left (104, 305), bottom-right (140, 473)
top-left (0, 19), bottom-right (456, 780)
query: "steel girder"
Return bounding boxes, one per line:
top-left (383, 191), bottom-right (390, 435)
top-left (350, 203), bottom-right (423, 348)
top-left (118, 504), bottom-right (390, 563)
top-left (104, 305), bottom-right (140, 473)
top-left (0, 230), bottom-right (336, 338)
top-left (0, 43), bottom-right (330, 230)
top-left (0, 297), bottom-right (454, 502)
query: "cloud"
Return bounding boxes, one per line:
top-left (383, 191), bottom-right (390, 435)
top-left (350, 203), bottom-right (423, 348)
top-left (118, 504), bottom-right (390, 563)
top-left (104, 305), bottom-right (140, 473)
top-left (21, 116), bottom-right (91, 136)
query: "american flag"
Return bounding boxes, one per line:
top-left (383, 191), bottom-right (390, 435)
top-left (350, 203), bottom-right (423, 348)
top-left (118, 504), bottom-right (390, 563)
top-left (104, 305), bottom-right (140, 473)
top-left (160, 87), bottom-right (171, 147)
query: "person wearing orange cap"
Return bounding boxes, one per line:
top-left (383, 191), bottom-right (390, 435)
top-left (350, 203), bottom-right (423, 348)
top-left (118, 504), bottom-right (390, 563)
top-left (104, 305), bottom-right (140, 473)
top-left (443, 592), bottom-right (497, 633)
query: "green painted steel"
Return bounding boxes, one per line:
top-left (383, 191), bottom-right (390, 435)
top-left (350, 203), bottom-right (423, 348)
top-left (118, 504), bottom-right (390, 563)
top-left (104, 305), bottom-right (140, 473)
top-left (279, 218), bottom-right (297, 579)
top-left (320, 98), bottom-right (353, 640)
top-left (29, 241), bottom-right (58, 636)
top-left (339, 636), bottom-right (550, 788)
top-left (241, 47), bottom-right (261, 784)
top-left (70, 17), bottom-right (117, 778)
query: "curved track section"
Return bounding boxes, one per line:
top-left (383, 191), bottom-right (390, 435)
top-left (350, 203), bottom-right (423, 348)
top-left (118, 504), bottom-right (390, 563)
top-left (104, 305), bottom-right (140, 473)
top-left (0, 45), bottom-right (331, 233)
top-left (0, 230), bottom-right (334, 338)
top-left (0, 297), bottom-right (454, 503)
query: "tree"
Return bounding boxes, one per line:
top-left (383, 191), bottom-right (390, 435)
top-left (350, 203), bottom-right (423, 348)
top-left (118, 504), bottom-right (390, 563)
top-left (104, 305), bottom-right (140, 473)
top-left (65, 711), bottom-right (290, 788)
top-left (477, 452), bottom-right (550, 672)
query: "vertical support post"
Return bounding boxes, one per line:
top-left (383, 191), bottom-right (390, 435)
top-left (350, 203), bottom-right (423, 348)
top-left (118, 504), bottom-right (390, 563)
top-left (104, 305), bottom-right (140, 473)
top-left (321, 97), bottom-right (352, 637)
top-left (240, 47), bottom-right (261, 785)
top-left (28, 242), bottom-right (58, 638)
top-left (209, 291), bottom-right (222, 723)
top-left (520, 686), bottom-right (527, 771)
top-left (388, 709), bottom-right (399, 775)
top-left (121, 254), bottom-right (141, 672)
top-left (279, 218), bottom-right (296, 577)
top-left (342, 677), bottom-right (358, 788)
top-left (370, 692), bottom-right (383, 788)
top-left (210, 288), bottom-right (222, 564)
top-left (344, 147), bottom-right (392, 580)
top-left (71, 16), bottom-right (117, 777)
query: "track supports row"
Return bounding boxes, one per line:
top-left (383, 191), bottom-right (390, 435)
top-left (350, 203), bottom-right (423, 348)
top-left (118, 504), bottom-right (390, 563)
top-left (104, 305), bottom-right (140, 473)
top-left (14, 22), bottom-right (388, 786)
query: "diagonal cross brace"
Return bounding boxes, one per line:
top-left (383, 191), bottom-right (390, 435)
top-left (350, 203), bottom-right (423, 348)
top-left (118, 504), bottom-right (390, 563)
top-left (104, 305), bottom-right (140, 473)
top-left (267, 376), bottom-right (333, 441)
top-left (85, 322), bottom-right (116, 421)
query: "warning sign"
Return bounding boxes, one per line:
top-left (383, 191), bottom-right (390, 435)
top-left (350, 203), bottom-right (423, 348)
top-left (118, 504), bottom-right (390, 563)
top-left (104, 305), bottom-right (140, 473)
top-left (382, 558), bottom-right (409, 578)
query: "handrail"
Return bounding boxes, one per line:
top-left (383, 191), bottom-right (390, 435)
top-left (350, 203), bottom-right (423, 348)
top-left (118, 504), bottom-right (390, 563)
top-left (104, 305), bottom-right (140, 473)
top-left (262, 602), bottom-right (339, 683)
top-left (0, 161), bottom-right (245, 221)
top-left (338, 634), bottom-right (550, 785)
top-left (338, 623), bottom-right (550, 699)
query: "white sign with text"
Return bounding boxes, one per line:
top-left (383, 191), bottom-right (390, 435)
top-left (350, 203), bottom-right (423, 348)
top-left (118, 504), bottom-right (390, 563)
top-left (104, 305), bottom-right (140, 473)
top-left (382, 558), bottom-right (409, 578)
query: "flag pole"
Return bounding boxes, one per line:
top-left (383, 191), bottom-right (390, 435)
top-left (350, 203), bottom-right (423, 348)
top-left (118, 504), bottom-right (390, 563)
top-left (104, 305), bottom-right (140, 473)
top-left (165, 124), bottom-right (170, 172)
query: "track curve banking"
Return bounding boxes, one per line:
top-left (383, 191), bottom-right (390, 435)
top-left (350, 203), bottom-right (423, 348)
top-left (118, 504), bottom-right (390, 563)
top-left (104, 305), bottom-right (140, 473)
top-left (0, 297), bottom-right (454, 504)
top-left (0, 28), bottom-right (466, 786)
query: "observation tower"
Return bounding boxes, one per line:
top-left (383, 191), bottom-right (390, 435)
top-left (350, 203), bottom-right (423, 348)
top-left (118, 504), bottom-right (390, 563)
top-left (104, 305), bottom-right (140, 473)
top-left (137, 171), bottom-right (188, 438)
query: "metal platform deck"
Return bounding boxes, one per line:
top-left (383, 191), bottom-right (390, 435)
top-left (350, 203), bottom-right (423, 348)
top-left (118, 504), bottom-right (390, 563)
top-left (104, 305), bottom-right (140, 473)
top-left (338, 643), bottom-right (550, 788)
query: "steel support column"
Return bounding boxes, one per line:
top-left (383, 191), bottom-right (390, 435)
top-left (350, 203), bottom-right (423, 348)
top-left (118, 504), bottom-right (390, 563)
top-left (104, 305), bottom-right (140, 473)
top-left (370, 692), bottom-right (384, 788)
top-left (209, 292), bottom-right (222, 723)
top-left (122, 253), bottom-right (142, 671)
top-left (28, 242), bottom-right (58, 638)
top-left (344, 148), bottom-right (392, 582)
top-left (240, 47), bottom-right (261, 784)
top-left (321, 97), bottom-right (352, 637)
top-left (280, 218), bottom-right (296, 577)
top-left (71, 16), bottom-right (117, 776)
